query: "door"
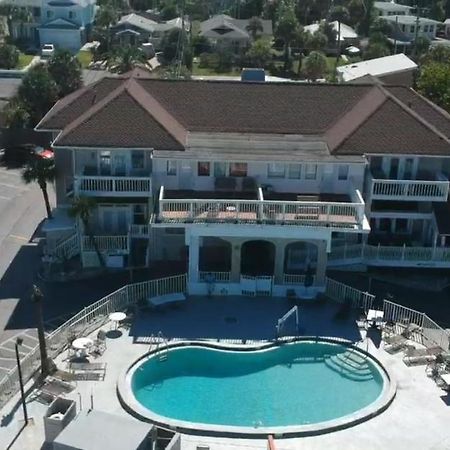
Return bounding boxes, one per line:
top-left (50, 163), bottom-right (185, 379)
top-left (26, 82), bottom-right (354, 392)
top-left (179, 161), bottom-right (193, 189)
top-left (403, 158), bottom-right (414, 179)
top-left (389, 158), bottom-right (399, 179)
top-left (112, 153), bottom-right (127, 176)
top-left (100, 206), bottom-right (131, 233)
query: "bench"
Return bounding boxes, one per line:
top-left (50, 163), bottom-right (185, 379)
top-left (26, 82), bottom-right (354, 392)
top-left (148, 293), bottom-right (186, 308)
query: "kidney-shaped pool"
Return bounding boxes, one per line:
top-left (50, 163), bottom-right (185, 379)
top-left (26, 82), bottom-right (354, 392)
top-left (118, 339), bottom-right (395, 437)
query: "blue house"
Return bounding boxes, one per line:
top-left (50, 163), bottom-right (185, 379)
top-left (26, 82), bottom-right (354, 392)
top-left (38, 0), bottom-right (96, 52)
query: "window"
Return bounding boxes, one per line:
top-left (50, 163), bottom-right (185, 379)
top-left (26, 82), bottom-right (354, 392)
top-left (229, 162), bottom-right (247, 177)
top-left (214, 161), bottom-right (226, 177)
top-left (166, 160), bottom-right (177, 176)
top-left (165, 228), bottom-right (184, 234)
top-left (288, 163), bottom-right (301, 179)
top-left (100, 151), bottom-right (111, 175)
top-left (197, 161), bottom-right (210, 176)
top-left (46, 10), bottom-right (54, 18)
top-left (338, 165), bottom-right (349, 181)
top-left (401, 24), bottom-right (406, 32)
top-left (305, 164), bottom-right (317, 180)
top-left (430, 25), bottom-right (434, 32)
top-left (396, 218), bottom-right (408, 233)
top-left (68, 10), bottom-right (75, 19)
top-left (410, 25), bottom-right (415, 33)
top-left (131, 151), bottom-right (144, 170)
top-left (424, 24), bottom-right (428, 32)
top-left (267, 163), bottom-right (285, 178)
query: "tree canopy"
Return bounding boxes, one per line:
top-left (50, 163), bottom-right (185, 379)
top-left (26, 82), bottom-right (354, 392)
top-left (417, 62), bottom-right (450, 112)
top-left (304, 50), bottom-right (327, 81)
top-left (246, 38), bottom-right (273, 67)
top-left (48, 49), bottom-right (82, 97)
top-left (0, 44), bottom-right (19, 69)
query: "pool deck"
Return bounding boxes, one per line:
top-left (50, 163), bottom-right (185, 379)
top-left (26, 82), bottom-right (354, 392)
top-left (0, 296), bottom-right (449, 450)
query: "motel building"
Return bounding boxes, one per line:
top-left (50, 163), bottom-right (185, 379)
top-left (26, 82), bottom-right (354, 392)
top-left (37, 69), bottom-right (450, 298)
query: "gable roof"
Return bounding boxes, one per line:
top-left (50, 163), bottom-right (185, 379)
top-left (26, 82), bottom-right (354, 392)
top-left (39, 17), bottom-right (80, 29)
top-left (374, 1), bottom-right (412, 12)
top-left (200, 14), bottom-right (272, 39)
top-left (304, 21), bottom-right (357, 41)
top-left (37, 71), bottom-right (450, 156)
top-left (337, 53), bottom-right (417, 82)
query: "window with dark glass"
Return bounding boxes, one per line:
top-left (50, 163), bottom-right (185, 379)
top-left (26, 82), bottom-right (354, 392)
top-left (197, 161), bottom-right (210, 176)
top-left (229, 162), bottom-right (247, 177)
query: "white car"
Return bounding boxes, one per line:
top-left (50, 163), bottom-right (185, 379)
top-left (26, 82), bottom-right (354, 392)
top-left (41, 44), bottom-right (55, 58)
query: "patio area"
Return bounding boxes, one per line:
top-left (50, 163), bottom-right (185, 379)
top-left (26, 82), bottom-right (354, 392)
top-left (0, 295), bottom-right (449, 450)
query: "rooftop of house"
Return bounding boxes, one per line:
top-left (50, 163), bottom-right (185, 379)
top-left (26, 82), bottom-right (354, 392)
top-left (374, 1), bottom-right (413, 12)
top-left (384, 14), bottom-right (441, 25)
top-left (36, 69), bottom-right (450, 157)
top-left (337, 53), bottom-right (417, 82)
top-left (304, 21), bottom-right (358, 41)
top-left (200, 14), bottom-right (272, 39)
top-left (113, 13), bottom-right (186, 34)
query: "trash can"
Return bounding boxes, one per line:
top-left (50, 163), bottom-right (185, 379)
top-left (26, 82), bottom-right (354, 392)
top-left (44, 397), bottom-right (76, 443)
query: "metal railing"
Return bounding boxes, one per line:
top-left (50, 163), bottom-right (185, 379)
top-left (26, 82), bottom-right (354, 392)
top-left (0, 274), bottom-right (187, 411)
top-left (328, 243), bottom-right (450, 267)
top-left (52, 233), bottom-right (80, 260)
top-left (158, 187), bottom-right (366, 230)
top-left (371, 177), bottom-right (449, 202)
top-left (129, 224), bottom-right (151, 237)
top-left (325, 277), bottom-right (375, 311)
top-left (75, 176), bottom-right (152, 196)
top-left (383, 300), bottom-right (450, 350)
top-left (81, 235), bottom-right (129, 253)
top-left (198, 271), bottom-right (231, 282)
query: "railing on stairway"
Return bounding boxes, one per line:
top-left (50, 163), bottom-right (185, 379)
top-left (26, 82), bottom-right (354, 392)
top-left (52, 233), bottom-right (80, 260)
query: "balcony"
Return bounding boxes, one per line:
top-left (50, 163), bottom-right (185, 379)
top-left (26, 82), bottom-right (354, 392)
top-left (157, 186), bottom-right (368, 231)
top-left (370, 171), bottom-right (449, 202)
top-left (74, 176), bottom-right (152, 197)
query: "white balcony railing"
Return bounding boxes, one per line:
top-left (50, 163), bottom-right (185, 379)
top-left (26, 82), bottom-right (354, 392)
top-left (129, 224), bottom-right (151, 237)
top-left (371, 176), bottom-right (449, 202)
top-left (158, 189), bottom-right (367, 231)
top-left (81, 235), bottom-right (129, 253)
top-left (199, 271), bottom-right (231, 282)
top-left (75, 176), bottom-right (152, 197)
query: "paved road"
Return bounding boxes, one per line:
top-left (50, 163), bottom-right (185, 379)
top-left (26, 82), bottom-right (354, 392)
top-left (0, 163), bottom-right (50, 376)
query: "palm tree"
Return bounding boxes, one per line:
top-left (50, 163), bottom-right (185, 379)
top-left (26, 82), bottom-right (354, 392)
top-left (107, 45), bottom-right (147, 74)
top-left (292, 26), bottom-right (307, 75)
top-left (69, 197), bottom-right (105, 268)
top-left (275, 0), bottom-right (300, 74)
top-left (22, 156), bottom-right (55, 219)
top-left (9, 7), bottom-right (33, 41)
top-left (246, 16), bottom-right (264, 41)
top-left (31, 285), bottom-right (49, 378)
top-left (330, 6), bottom-right (350, 69)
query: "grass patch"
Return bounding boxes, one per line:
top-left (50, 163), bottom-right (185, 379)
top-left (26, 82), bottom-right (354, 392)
top-left (17, 53), bottom-right (33, 69)
top-left (77, 50), bottom-right (93, 69)
top-left (192, 61), bottom-right (241, 77)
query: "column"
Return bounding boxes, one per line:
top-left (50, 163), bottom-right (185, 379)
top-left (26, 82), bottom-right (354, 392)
top-left (315, 240), bottom-right (328, 286)
top-left (188, 235), bottom-right (200, 284)
top-left (230, 241), bottom-right (241, 283)
top-left (273, 241), bottom-right (285, 285)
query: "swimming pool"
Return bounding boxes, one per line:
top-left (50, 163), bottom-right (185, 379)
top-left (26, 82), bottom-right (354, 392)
top-left (119, 339), bottom-right (395, 437)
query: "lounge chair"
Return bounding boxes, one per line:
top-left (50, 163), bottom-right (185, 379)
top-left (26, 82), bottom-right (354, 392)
top-left (69, 362), bottom-right (107, 381)
top-left (91, 330), bottom-right (107, 356)
top-left (403, 346), bottom-right (442, 366)
top-left (384, 335), bottom-right (408, 354)
top-left (33, 376), bottom-right (75, 404)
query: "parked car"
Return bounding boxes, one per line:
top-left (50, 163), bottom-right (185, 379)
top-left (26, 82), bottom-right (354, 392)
top-left (41, 44), bottom-right (55, 58)
top-left (3, 144), bottom-right (53, 164)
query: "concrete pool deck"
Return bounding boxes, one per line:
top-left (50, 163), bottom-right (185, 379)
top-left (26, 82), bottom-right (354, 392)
top-left (0, 296), bottom-right (449, 450)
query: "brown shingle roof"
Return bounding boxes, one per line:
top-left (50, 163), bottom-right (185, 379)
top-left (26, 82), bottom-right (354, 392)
top-left (335, 98), bottom-right (450, 155)
top-left (56, 90), bottom-right (184, 149)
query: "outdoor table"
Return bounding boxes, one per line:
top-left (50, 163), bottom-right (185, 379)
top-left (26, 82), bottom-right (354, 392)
top-left (367, 309), bottom-right (384, 328)
top-left (72, 337), bottom-right (93, 357)
top-left (109, 312), bottom-right (126, 330)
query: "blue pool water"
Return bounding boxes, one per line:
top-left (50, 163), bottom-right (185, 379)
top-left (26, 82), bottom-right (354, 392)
top-left (131, 342), bottom-right (385, 428)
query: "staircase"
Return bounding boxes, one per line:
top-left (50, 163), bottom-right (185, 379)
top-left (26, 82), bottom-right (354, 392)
top-left (50, 232), bottom-right (80, 261)
top-left (324, 349), bottom-right (374, 382)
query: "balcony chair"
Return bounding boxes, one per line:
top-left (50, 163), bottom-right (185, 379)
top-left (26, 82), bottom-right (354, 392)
top-left (91, 330), bottom-right (107, 357)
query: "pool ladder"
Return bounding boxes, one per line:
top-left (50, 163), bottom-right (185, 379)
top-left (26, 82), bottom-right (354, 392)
top-left (149, 331), bottom-right (169, 362)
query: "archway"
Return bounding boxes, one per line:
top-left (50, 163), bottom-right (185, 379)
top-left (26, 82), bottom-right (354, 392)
top-left (284, 241), bottom-right (318, 274)
top-left (199, 237), bottom-right (231, 271)
top-left (241, 240), bottom-right (275, 276)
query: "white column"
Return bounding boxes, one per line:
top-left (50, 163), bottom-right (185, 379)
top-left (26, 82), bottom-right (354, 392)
top-left (230, 240), bottom-right (241, 283)
top-left (315, 240), bottom-right (328, 286)
top-left (188, 235), bottom-right (200, 284)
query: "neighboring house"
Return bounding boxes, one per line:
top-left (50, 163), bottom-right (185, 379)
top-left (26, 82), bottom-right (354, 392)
top-left (200, 14), bottom-right (272, 52)
top-left (384, 15), bottom-right (440, 43)
top-left (374, 1), bottom-right (413, 17)
top-left (2, 0), bottom-right (95, 51)
top-left (38, 0), bottom-right (96, 52)
top-left (304, 20), bottom-right (359, 47)
top-left (337, 53), bottom-right (417, 86)
top-left (111, 13), bottom-right (189, 50)
top-left (36, 70), bottom-right (450, 298)
top-left (444, 18), bottom-right (450, 38)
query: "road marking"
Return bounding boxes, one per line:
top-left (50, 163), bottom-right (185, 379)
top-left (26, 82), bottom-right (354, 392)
top-left (0, 195), bottom-right (12, 200)
top-left (9, 234), bottom-right (29, 242)
top-left (0, 181), bottom-right (25, 189)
